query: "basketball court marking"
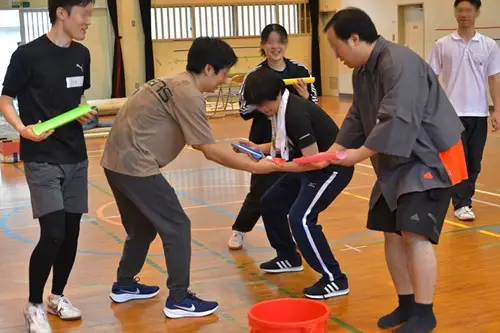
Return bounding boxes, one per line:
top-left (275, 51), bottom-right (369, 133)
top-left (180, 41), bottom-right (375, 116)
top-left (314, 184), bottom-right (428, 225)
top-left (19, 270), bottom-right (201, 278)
top-left (5, 149), bottom-right (500, 332)
top-left (87, 170), bottom-right (365, 332)
top-left (357, 162), bottom-right (500, 199)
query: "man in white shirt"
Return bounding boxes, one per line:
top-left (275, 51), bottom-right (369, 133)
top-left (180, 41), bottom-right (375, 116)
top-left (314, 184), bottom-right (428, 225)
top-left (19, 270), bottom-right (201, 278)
top-left (428, 0), bottom-right (500, 221)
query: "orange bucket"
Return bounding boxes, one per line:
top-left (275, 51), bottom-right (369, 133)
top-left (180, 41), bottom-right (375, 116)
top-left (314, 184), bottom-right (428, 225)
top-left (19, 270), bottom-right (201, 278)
top-left (248, 298), bottom-right (330, 333)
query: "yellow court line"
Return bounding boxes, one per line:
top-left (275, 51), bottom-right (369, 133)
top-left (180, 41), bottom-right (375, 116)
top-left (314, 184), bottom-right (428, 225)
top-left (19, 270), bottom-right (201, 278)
top-left (341, 191), bottom-right (500, 239)
top-left (95, 200), bottom-right (234, 232)
top-left (476, 189), bottom-right (500, 198)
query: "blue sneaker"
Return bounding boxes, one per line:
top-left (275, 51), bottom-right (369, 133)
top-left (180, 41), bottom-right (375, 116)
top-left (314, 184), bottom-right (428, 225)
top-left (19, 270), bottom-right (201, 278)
top-left (109, 277), bottom-right (160, 303)
top-left (163, 292), bottom-right (218, 318)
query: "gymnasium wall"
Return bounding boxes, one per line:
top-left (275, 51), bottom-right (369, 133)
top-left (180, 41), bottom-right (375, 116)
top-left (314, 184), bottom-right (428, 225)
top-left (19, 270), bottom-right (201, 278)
top-left (336, 0), bottom-right (500, 95)
top-left (126, 0), bottom-right (313, 96)
top-left (151, 36), bottom-right (312, 78)
top-left (1, 0), bottom-right (498, 98)
top-left (134, 0), bottom-right (500, 97)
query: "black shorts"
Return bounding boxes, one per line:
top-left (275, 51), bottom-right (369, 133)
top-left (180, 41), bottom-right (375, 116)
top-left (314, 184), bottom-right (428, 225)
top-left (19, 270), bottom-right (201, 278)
top-left (367, 187), bottom-right (452, 245)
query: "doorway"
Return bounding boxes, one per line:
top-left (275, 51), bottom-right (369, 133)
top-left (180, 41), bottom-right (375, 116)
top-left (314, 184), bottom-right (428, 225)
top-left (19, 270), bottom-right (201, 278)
top-left (398, 4), bottom-right (425, 58)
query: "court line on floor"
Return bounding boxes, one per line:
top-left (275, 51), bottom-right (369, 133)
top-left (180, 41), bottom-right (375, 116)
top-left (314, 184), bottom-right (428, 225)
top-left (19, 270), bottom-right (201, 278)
top-left (357, 163), bottom-right (500, 199)
top-left (96, 200), bottom-right (244, 227)
top-left (3, 204), bottom-right (492, 256)
top-left (342, 190), bottom-right (500, 239)
top-left (84, 180), bottom-right (362, 332)
top-left (1, 171), bottom-right (490, 332)
top-left (6, 164), bottom-right (246, 330)
top-left (100, 184), bottom-right (374, 221)
top-left (0, 200), bottom-right (377, 258)
top-left (348, 164), bottom-right (500, 238)
top-left (16, 158), bottom-right (496, 330)
top-left (86, 174), bottom-right (499, 332)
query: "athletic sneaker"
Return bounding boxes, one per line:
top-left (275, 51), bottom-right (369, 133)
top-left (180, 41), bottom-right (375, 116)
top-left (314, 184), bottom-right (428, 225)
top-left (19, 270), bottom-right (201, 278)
top-left (109, 277), bottom-right (160, 303)
top-left (228, 230), bottom-right (245, 250)
top-left (163, 291), bottom-right (218, 319)
top-left (259, 256), bottom-right (304, 273)
top-left (303, 274), bottom-right (350, 299)
top-left (47, 295), bottom-right (82, 320)
top-left (454, 206), bottom-right (475, 221)
top-left (23, 304), bottom-right (52, 333)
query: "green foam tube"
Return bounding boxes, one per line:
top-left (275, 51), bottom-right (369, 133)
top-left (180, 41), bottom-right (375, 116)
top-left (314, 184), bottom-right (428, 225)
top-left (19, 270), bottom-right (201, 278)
top-left (32, 104), bottom-right (92, 135)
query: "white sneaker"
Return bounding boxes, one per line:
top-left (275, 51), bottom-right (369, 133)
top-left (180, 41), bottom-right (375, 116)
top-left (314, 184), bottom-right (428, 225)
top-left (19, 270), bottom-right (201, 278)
top-left (24, 304), bottom-right (52, 333)
top-left (454, 206), bottom-right (475, 221)
top-left (47, 295), bottom-right (82, 321)
top-left (228, 230), bottom-right (245, 250)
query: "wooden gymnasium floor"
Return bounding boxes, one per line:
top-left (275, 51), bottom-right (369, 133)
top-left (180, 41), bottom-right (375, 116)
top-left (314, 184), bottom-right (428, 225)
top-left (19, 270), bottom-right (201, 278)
top-left (1, 96), bottom-right (500, 333)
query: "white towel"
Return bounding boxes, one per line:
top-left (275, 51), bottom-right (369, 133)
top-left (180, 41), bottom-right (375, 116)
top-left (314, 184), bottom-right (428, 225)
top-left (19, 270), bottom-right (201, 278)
top-left (270, 89), bottom-right (290, 161)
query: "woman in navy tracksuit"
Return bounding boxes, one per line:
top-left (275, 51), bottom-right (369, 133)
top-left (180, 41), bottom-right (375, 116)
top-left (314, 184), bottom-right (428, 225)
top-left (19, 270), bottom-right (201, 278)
top-left (228, 24), bottom-right (318, 250)
top-left (239, 66), bottom-right (353, 299)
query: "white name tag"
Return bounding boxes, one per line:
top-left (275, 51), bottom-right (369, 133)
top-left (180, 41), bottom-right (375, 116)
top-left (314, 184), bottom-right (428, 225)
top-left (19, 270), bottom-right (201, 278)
top-left (66, 76), bottom-right (84, 88)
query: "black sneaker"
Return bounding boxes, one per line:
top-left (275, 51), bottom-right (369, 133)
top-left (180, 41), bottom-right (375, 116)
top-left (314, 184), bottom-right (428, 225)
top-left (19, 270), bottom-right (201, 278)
top-left (259, 257), bottom-right (304, 273)
top-left (303, 274), bottom-right (350, 299)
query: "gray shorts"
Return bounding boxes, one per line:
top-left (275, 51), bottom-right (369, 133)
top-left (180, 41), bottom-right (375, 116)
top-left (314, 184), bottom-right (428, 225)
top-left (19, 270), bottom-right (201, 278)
top-left (24, 160), bottom-right (89, 219)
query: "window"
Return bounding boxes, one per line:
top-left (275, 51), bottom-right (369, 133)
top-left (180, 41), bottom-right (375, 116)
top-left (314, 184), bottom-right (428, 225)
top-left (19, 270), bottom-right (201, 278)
top-left (151, 6), bottom-right (192, 39)
top-left (151, 2), bottom-right (310, 41)
top-left (19, 8), bottom-right (51, 44)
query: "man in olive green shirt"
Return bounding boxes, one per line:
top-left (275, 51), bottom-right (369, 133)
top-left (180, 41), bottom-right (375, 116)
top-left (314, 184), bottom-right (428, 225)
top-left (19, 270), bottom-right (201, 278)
top-left (101, 37), bottom-right (279, 319)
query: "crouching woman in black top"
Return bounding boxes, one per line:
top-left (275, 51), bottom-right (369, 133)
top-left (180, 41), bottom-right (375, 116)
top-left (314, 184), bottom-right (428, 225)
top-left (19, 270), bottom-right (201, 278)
top-left (238, 67), bottom-right (354, 299)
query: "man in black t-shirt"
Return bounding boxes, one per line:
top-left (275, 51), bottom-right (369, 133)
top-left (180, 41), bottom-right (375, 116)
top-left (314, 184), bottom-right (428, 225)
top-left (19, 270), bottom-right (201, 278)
top-left (239, 67), bottom-right (354, 299)
top-left (0, 1), bottom-right (96, 332)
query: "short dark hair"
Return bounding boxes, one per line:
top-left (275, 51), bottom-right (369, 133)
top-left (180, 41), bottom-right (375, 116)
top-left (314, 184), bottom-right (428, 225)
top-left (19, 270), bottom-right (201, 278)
top-left (324, 7), bottom-right (379, 43)
top-left (243, 67), bottom-right (286, 105)
top-left (48, 0), bottom-right (95, 25)
top-left (186, 37), bottom-right (238, 74)
top-left (260, 24), bottom-right (288, 57)
top-left (454, 0), bottom-right (481, 10)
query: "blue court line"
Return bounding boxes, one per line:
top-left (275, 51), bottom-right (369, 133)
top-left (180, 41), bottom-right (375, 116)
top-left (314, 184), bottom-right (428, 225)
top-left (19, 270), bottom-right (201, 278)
top-left (8, 166), bottom-right (245, 329)
top-left (2, 164), bottom-right (373, 259)
top-left (0, 205), bottom-right (380, 258)
top-left (175, 189), bottom-right (376, 241)
top-left (0, 187), bottom-right (379, 257)
top-left (84, 180), bottom-right (363, 332)
top-left (3, 168), bottom-right (490, 332)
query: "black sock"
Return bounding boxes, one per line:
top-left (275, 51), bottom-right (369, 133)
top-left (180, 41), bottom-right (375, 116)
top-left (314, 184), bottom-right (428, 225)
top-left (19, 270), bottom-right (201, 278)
top-left (377, 294), bottom-right (414, 328)
top-left (393, 303), bottom-right (436, 333)
top-left (414, 303), bottom-right (433, 316)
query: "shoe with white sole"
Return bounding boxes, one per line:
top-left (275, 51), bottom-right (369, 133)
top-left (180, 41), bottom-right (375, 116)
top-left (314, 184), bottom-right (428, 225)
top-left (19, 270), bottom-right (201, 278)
top-left (454, 206), bottom-right (475, 221)
top-left (259, 256), bottom-right (304, 273)
top-left (46, 294), bottom-right (82, 320)
top-left (303, 275), bottom-right (350, 299)
top-left (228, 230), bottom-right (245, 250)
top-left (163, 292), bottom-right (218, 319)
top-left (24, 303), bottom-right (52, 333)
top-left (109, 277), bottom-right (160, 303)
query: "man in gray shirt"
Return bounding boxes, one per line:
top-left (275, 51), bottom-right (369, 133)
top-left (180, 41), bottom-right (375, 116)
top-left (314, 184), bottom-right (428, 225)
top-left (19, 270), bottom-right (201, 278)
top-left (323, 7), bottom-right (468, 333)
